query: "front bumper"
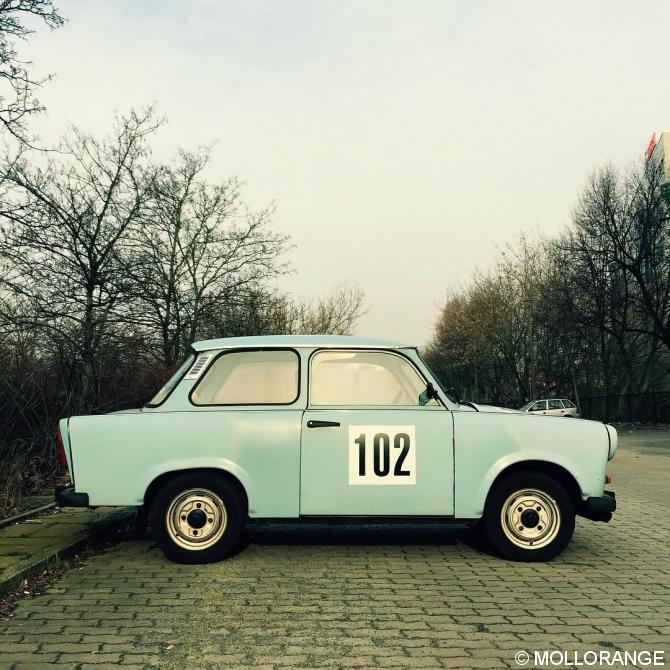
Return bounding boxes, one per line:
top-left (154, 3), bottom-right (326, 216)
top-left (55, 483), bottom-right (89, 507)
top-left (580, 490), bottom-right (616, 522)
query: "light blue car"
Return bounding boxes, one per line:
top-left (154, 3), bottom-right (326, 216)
top-left (55, 335), bottom-right (617, 563)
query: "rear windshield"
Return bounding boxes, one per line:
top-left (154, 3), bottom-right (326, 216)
top-left (146, 354), bottom-right (195, 407)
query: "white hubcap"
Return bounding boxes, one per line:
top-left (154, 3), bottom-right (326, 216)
top-left (501, 488), bottom-right (561, 549)
top-left (166, 488), bottom-right (227, 551)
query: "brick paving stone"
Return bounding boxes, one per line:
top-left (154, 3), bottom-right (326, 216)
top-left (0, 430), bottom-right (668, 669)
top-left (0, 506), bottom-right (133, 601)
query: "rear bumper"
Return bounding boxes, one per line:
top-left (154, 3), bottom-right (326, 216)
top-left (580, 490), bottom-right (616, 522)
top-left (55, 483), bottom-right (89, 507)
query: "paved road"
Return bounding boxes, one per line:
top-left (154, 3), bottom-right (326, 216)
top-left (1, 429), bottom-right (669, 669)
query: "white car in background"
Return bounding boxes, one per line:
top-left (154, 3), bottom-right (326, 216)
top-left (520, 399), bottom-right (581, 418)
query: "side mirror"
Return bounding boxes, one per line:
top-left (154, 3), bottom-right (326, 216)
top-left (419, 383), bottom-right (439, 406)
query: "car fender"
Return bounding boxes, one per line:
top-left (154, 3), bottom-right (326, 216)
top-left (453, 411), bottom-right (608, 518)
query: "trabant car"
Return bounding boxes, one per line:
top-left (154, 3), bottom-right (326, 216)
top-left (55, 336), bottom-right (617, 563)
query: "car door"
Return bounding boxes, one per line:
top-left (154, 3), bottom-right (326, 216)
top-left (300, 349), bottom-right (454, 516)
top-left (547, 399), bottom-right (564, 416)
top-left (530, 400), bottom-right (547, 415)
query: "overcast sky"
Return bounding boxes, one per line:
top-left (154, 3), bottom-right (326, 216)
top-left (25, 0), bottom-right (670, 345)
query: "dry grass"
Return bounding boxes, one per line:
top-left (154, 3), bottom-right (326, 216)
top-left (0, 439), bottom-right (60, 518)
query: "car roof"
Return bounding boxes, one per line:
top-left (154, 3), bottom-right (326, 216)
top-left (192, 335), bottom-right (415, 352)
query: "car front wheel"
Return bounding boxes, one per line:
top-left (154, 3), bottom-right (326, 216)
top-left (482, 471), bottom-right (575, 562)
top-left (151, 472), bottom-right (244, 563)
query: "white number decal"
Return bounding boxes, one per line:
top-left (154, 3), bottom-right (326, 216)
top-left (348, 425), bottom-right (416, 485)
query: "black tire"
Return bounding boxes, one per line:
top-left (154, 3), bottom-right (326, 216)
top-left (482, 470), bottom-right (575, 562)
top-left (151, 471), bottom-right (245, 564)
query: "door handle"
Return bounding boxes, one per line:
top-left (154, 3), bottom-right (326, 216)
top-left (306, 420), bottom-right (340, 428)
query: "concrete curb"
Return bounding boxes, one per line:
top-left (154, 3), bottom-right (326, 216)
top-left (0, 503), bottom-right (57, 529)
top-left (0, 507), bottom-right (135, 598)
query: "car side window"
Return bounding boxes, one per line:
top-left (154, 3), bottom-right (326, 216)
top-left (562, 399), bottom-right (575, 408)
top-left (548, 399), bottom-right (563, 410)
top-left (310, 350), bottom-right (429, 406)
top-left (531, 401), bottom-right (546, 411)
top-left (191, 349), bottom-right (299, 405)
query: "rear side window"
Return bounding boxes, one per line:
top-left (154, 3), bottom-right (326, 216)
top-left (562, 399), bottom-right (576, 408)
top-left (548, 399), bottom-right (563, 410)
top-left (191, 349), bottom-right (299, 405)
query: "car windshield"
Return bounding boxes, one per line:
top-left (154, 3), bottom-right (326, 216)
top-left (146, 354), bottom-right (195, 407)
top-left (519, 402), bottom-right (534, 411)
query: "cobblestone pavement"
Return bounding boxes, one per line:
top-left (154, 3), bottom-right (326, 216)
top-left (0, 507), bottom-right (132, 596)
top-left (0, 431), bottom-right (669, 669)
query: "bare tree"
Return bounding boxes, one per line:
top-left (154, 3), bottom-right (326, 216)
top-left (0, 0), bottom-right (64, 143)
top-left (130, 148), bottom-right (290, 366)
top-left (289, 284), bottom-right (366, 336)
top-left (198, 287), bottom-right (293, 340)
top-left (426, 166), bottom-right (670, 412)
top-left (0, 108), bottom-right (159, 411)
top-left (566, 160), bottom-right (670, 351)
top-left (424, 232), bottom-right (657, 407)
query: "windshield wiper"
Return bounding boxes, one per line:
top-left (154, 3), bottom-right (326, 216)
top-left (445, 386), bottom-right (478, 410)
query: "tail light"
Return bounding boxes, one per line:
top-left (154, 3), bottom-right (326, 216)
top-left (56, 424), bottom-right (68, 470)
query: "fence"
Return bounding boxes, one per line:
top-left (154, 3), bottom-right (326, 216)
top-left (579, 391), bottom-right (670, 424)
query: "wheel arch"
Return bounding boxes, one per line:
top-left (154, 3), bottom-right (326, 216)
top-left (486, 460), bottom-right (582, 509)
top-left (143, 467), bottom-right (249, 515)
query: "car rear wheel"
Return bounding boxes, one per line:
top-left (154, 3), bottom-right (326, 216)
top-left (482, 471), bottom-right (575, 562)
top-left (151, 472), bottom-right (244, 563)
